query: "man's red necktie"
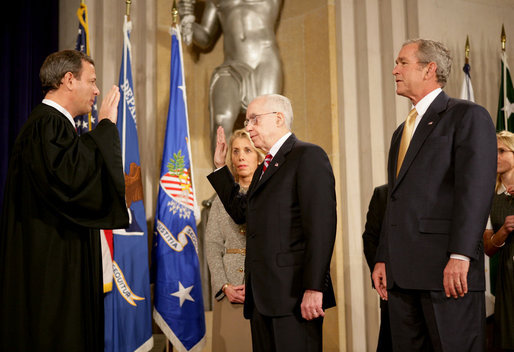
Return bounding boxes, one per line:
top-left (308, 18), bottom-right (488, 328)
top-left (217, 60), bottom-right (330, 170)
top-left (260, 154), bottom-right (273, 178)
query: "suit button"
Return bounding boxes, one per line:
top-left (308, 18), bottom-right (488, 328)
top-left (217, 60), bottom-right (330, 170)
top-left (239, 267), bottom-right (244, 273)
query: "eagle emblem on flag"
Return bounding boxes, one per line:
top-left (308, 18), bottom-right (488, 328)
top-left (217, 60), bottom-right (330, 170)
top-left (160, 150), bottom-right (195, 218)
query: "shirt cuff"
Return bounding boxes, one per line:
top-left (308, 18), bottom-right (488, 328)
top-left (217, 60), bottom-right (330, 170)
top-left (450, 253), bottom-right (470, 261)
top-left (485, 216), bottom-right (493, 230)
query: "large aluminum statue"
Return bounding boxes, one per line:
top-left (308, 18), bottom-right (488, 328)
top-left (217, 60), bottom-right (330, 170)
top-left (178, 0), bottom-right (284, 154)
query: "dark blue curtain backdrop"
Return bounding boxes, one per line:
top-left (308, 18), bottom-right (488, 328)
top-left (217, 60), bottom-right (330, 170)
top-left (0, 0), bottom-right (58, 213)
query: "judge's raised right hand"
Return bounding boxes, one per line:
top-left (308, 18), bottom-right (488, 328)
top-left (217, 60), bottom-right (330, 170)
top-left (99, 85), bottom-right (121, 124)
top-left (213, 126), bottom-right (227, 169)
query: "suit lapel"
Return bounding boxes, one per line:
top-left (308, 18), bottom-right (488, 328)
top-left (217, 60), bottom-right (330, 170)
top-left (248, 162), bottom-right (265, 195)
top-left (251, 134), bottom-right (296, 196)
top-left (393, 91), bottom-right (450, 191)
top-left (389, 125), bottom-right (403, 184)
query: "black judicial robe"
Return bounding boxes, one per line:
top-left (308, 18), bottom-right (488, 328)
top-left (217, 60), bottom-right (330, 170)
top-left (0, 104), bottom-right (129, 351)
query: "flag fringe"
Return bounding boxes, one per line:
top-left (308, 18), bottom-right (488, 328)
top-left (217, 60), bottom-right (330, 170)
top-left (134, 335), bottom-right (155, 352)
top-left (153, 309), bottom-right (206, 352)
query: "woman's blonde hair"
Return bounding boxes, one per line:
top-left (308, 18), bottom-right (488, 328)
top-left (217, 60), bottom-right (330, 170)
top-left (226, 129), bottom-right (265, 182)
top-left (496, 130), bottom-right (514, 192)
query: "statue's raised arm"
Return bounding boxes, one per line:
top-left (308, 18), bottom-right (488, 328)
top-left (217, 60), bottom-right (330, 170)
top-left (178, 0), bottom-right (220, 48)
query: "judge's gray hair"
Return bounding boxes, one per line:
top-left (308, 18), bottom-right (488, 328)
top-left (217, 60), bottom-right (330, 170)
top-left (258, 94), bottom-right (294, 130)
top-left (404, 39), bottom-right (452, 88)
top-left (40, 50), bottom-right (95, 95)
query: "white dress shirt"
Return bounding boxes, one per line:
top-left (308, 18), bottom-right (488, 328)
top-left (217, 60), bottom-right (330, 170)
top-left (410, 87), bottom-right (442, 135)
top-left (267, 131), bottom-right (292, 159)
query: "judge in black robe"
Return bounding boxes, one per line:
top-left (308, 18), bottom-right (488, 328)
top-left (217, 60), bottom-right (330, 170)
top-left (0, 50), bottom-right (129, 352)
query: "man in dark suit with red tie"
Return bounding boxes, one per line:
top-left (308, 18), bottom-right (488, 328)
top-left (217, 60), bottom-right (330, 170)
top-left (208, 94), bottom-right (336, 352)
top-left (372, 39), bottom-right (497, 351)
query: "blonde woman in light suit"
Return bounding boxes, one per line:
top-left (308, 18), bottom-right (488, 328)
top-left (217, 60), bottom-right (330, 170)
top-left (205, 129), bottom-right (264, 352)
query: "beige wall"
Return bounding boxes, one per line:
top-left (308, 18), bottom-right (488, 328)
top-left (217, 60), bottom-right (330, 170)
top-left (58, 0), bottom-right (514, 351)
top-left (418, 0), bottom-right (514, 119)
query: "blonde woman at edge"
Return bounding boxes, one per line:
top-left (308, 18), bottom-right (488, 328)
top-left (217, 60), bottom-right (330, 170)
top-left (205, 129), bottom-right (264, 351)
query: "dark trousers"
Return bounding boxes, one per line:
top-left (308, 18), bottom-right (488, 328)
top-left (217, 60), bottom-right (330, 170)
top-left (378, 300), bottom-right (393, 352)
top-left (250, 305), bottom-right (323, 352)
top-left (388, 287), bottom-right (485, 352)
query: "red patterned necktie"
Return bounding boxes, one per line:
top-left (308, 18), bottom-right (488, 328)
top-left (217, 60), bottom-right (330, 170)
top-left (261, 154), bottom-right (273, 177)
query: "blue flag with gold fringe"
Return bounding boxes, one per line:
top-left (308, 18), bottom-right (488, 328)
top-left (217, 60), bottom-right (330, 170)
top-left (152, 26), bottom-right (206, 352)
top-left (74, 2), bottom-right (98, 135)
top-left (103, 15), bottom-right (153, 352)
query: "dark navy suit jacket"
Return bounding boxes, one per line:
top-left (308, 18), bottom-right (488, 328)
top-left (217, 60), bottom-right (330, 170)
top-left (376, 91), bottom-right (497, 291)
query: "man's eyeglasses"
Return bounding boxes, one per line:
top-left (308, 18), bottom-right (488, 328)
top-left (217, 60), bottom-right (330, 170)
top-left (244, 112), bottom-right (278, 127)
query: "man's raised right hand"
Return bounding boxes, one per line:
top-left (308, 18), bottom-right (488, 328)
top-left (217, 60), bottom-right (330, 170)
top-left (98, 85), bottom-right (121, 124)
top-left (214, 126), bottom-right (227, 169)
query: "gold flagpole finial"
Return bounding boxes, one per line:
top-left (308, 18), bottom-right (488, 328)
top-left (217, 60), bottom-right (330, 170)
top-left (465, 35), bottom-right (470, 65)
top-left (501, 24), bottom-right (506, 52)
top-left (172, 0), bottom-right (178, 27)
top-left (125, 0), bottom-right (132, 20)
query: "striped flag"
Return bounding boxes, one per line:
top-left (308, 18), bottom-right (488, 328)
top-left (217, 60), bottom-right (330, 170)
top-left (104, 15), bottom-right (153, 352)
top-left (152, 26), bottom-right (205, 352)
top-left (74, 2), bottom-right (98, 135)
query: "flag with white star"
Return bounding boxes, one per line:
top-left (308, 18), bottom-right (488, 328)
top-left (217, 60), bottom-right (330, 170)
top-left (152, 26), bottom-right (205, 352)
top-left (74, 2), bottom-right (98, 135)
top-left (103, 15), bottom-right (154, 352)
top-left (496, 51), bottom-right (514, 131)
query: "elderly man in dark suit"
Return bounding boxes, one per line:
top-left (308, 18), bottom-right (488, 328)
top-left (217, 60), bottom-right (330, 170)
top-left (372, 39), bottom-right (497, 351)
top-left (208, 94), bottom-right (336, 352)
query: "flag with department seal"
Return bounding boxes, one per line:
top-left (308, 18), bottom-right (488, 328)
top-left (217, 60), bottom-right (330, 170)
top-left (103, 15), bottom-right (153, 352)
top-left (152, 26), bottom-right (205, 352)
